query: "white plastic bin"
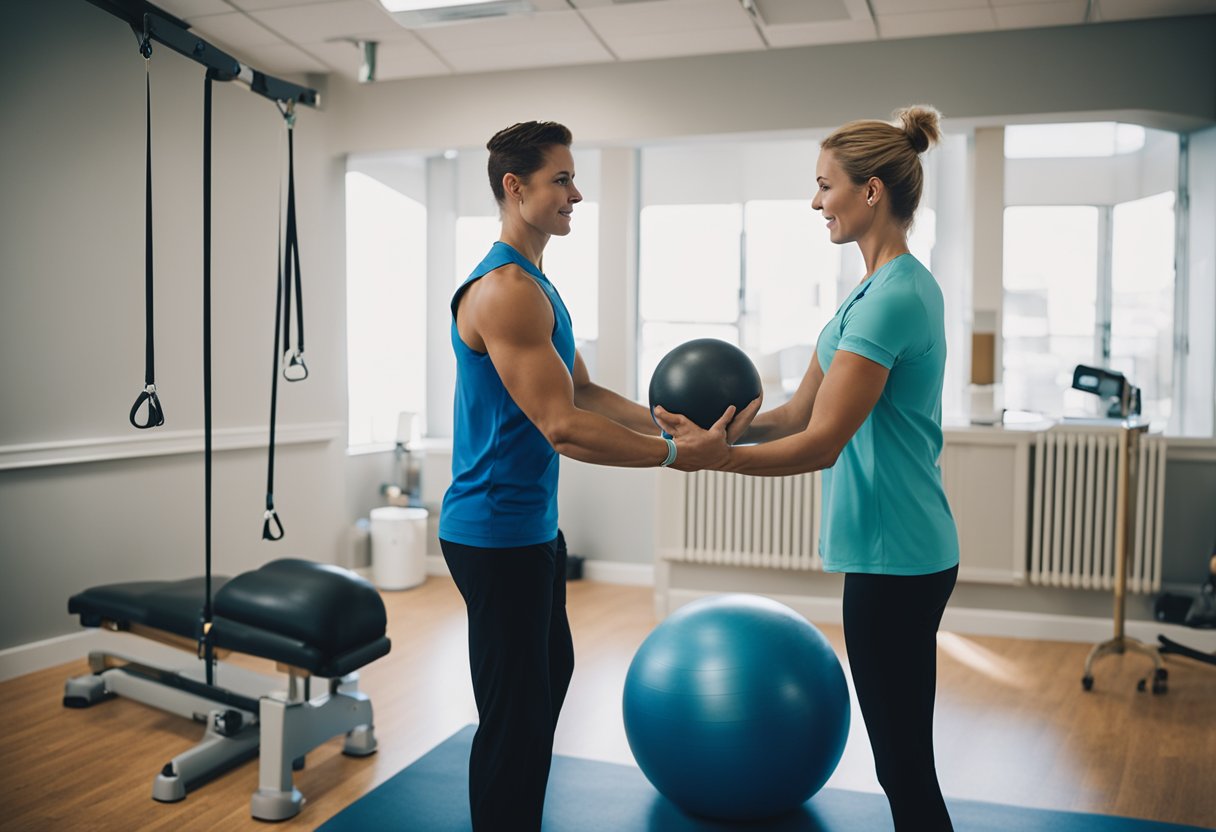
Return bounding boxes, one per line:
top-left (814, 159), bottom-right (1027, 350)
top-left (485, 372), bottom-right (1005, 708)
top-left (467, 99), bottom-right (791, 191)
top-left (370, 506), bottom-right (429, 591)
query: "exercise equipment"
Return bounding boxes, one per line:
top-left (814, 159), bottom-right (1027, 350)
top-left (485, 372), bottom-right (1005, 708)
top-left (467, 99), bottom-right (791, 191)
top-left (129, 35), bottom-right (164, 430)
top-left (648, 338), bottom-right (762, 430)
top-left (262, 96), bottom-right (308, 542)
top-left (1073, 366), bottom-right (1167, 693)
top-left (65, 559), bottom-right (390, 821)
top-left (622, 594), bottom-right (849, 821)
top-left (65, 4), bottom-right (373, 824)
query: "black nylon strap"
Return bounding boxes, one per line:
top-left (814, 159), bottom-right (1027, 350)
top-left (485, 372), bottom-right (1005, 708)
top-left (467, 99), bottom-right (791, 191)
top-left (130, 57), bottom-right (164, 429)
top-left (262, 183), bottom-right (285, 541)
top-left (262, 112), bottom-right (291, 541)
top-left (282, 124), bottom-right (307, 382)
top-left (200, 71), bottom-right (215, 685)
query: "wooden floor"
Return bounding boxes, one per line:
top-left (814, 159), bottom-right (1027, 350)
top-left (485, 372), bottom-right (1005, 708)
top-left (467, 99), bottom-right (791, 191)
top-left (2, 577), bottom-right (1214, 830)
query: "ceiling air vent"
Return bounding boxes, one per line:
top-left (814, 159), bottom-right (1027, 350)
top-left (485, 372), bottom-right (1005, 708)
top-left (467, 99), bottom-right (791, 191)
top-left (382, 0), bottom-right (535, 28)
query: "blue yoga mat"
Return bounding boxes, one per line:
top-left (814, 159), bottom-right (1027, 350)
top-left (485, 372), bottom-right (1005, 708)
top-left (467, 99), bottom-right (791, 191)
top-left (318, 725), bottom-right (1207, 831)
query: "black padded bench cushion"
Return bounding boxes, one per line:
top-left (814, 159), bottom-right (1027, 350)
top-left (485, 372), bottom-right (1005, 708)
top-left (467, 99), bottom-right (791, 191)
top-left (68, 576), bottom-right (232, 638)
top-left (213, 559), bottom-right (390, 678)
top-left (68, 559), bottom-right (390, 678)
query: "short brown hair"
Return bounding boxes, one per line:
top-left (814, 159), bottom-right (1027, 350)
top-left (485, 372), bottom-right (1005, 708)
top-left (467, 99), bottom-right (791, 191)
top-left (820, 106), bottom-right (942, 228)
top-left (486, 121), bottom-right (573, 205)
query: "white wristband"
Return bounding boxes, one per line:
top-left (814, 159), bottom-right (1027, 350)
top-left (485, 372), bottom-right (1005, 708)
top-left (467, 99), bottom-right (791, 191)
top-left (659, 436), bottom-right (677, 467)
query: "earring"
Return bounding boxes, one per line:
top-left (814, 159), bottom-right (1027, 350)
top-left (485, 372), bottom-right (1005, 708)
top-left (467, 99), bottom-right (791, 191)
top-left (867, 197), bottom-right (873, 206)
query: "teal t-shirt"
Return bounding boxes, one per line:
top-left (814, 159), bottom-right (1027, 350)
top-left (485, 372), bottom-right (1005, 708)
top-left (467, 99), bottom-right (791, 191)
top-left (815, 253), bottom-right (959, 575)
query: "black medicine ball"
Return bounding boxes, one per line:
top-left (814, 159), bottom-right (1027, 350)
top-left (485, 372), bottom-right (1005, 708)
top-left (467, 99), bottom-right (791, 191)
top-left (649, 338), bottom-right (762, 430)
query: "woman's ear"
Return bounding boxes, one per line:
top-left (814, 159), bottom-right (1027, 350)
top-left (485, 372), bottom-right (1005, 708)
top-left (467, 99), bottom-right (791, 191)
top-left (865, 177), bottom-right (884, 206)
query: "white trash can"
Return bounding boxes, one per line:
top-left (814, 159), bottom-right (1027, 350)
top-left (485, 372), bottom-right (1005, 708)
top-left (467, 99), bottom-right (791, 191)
top-left (370, 506), bottom-right (429, 591)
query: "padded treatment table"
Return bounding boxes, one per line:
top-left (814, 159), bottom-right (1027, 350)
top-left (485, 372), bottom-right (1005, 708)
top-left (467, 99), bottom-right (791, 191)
top-left (64, 558), bottom-right (392, 821)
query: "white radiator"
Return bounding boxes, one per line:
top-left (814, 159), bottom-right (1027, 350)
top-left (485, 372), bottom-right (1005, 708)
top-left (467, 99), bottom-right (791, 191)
top-left (665, 470), bottom-right (821, 570)
top-left (1028, 428), bottom-right (1166, 593)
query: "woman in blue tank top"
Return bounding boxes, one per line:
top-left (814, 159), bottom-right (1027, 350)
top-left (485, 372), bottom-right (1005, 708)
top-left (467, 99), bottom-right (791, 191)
top-left (439, 121), bottom-right (758, 832)
top-left (657, 107), bottom-right (958, 832)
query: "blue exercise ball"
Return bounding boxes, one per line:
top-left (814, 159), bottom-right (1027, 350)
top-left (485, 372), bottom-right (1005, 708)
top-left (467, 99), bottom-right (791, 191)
top-left (622, 594), bottom-right (850, 821)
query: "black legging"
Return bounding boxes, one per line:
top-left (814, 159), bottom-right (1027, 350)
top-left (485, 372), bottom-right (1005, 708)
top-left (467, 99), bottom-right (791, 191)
top-left (843, 565), bottom-right (958, 832)
top-left (441, 531), bottom-right (575, 832)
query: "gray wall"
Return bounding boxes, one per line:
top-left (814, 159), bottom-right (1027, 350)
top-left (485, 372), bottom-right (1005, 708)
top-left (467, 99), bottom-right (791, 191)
top-left (0, 0), bottom-right (347, 649)
top-left (3, 2), bottom-right (1215, 652)
top-left (324, 15), bottom-right (1216, 153)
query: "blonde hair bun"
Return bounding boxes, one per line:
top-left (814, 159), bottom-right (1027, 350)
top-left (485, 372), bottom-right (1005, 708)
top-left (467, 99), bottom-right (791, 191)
top-left (896, 105), bottom-right (942, 154)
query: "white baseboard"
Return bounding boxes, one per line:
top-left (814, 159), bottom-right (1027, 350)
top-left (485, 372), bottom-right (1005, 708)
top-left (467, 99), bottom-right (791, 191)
top-left (581, 560), bottom-right (654, 586)
top-left (0, 631), bottom-right (99, 683)
top-left (8, 566), bottom-right (1211, 683)
top-left (423, 554), bottom-right (653, 586)
top-left (663, 587), bottom-right (1216, 649)
top-left (0, 629), bottom-right (216, 685)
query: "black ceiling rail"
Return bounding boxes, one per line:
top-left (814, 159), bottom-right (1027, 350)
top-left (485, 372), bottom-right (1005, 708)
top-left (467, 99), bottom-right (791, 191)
top-left (85, 0), bottom-right (319, 107)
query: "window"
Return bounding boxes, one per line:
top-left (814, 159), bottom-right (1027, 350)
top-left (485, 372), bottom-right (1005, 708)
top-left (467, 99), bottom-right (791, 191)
top-left (1002, 206), bottom-right (1100, 417)
top-left (1111, 192), bottom-right (1176, 422)
top-left (743, 200), bottom-right (837, 358)
top-left (453, 204), bottom-right (600, 343)
top-left (1001, 124), bottom-right (1181, 427)
top-left (637, 199), bottom-right (938, 402)
top-left (1005, 123), bottom-right (1146, 159)
top-left (638, 204), bottom-right (743, 392)
top-left (345, 172), bottom-right (427, 447)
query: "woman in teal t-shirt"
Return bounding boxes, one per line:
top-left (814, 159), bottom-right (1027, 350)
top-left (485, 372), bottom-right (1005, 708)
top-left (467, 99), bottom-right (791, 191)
top-left (657, 106), bottom-right (958, 831)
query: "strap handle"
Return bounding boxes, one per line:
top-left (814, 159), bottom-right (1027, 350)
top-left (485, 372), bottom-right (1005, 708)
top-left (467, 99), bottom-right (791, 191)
top-left (281, 115), bottom-right (307, 381)
top-left (130, 51), bottom-right (165, 429)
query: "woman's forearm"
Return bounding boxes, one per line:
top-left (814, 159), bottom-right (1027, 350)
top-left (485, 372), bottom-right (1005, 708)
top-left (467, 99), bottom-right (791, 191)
top-left (721, 426), bottom-right (841, 477)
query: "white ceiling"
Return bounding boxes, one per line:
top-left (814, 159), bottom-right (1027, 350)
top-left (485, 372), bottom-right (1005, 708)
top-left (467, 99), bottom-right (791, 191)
top-left (149, 0), bottom-right (1216, 83)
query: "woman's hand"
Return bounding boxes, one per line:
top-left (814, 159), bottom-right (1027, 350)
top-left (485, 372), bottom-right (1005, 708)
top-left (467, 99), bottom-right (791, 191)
top-left (652, 405), bottom-right (737, 472)
top-left (725, 396), bottom-right (762, 444)
top-left (654, 396), bottom-right (761, 447)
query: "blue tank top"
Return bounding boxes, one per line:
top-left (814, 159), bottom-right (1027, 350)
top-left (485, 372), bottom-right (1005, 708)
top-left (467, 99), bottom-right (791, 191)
top-left (439, 242), bottom-right (577, 548)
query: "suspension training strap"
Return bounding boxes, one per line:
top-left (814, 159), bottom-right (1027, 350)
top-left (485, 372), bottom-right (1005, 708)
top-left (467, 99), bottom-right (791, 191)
top-left (262, 105), bottom-right (295, 541)
top-left (262, 115), bottom-right (286, 540)
top-left (130, 39), bottom-right (165, 430)
top-left (199, 71), bottom-right (216, 685)
top-left (282, 118), bottom-right (307, 382)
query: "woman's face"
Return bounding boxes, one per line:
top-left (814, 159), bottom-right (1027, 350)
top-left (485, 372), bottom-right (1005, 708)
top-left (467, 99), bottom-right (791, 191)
top-left (811, 149), bottom-right (870, 245)
top-left (518, 144), bottom-right (582, 237)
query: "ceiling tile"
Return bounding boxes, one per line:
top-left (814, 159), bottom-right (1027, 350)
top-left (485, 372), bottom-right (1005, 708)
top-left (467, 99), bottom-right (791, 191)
top-left (249, 0), bottom-right (400, 41)
top-left (750, 0), bottom-right (853, 26)
top-left (993, 0), bottom-right (1088, 28)
top-left (759, 18), bottom-right (878, 47)
top-left (877, 7), bottom-right (997, 38)
top-left (396, 9), bottom-right (612, 73)
top-left (869, 0), bottom-right (987, 11)
top-left (608, 27), bottom-right (764, 61)
top-left (438, 43), bottom-right (614, 73)
top-left (189, 11), bottom-right (287, 49)
top-left (243, 41), bottom-right (331, 72)
top-left (228, 0), bottom-right (344, 9)
top-left (372, 40), bottom-right (454, 79)
top-left (577, 0), bottom-right (754, 40)
top-left (1095, 0), bottom-right (1216, 20)
top-left (576, 0), bottom-right (762, 59)
top-left (415, 9), bottom-right (604, 50)
top-left (987, 0), bottom-right (1082, 5)
top-left (308, 38), bottom-right (451, 79)
top-left (153, 0), bottom-right (237, 18)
